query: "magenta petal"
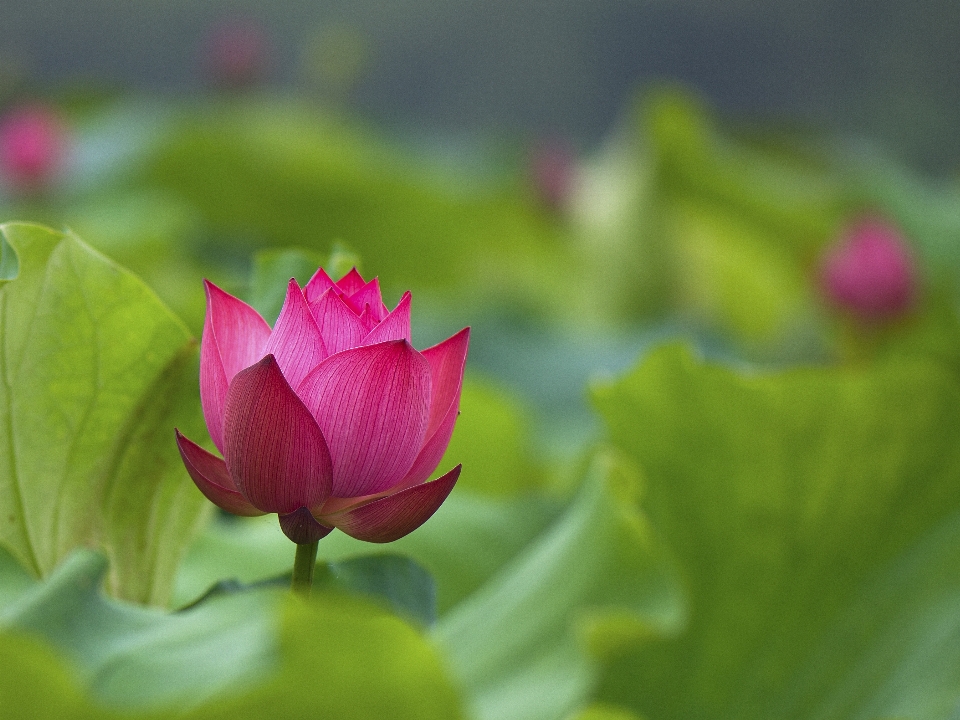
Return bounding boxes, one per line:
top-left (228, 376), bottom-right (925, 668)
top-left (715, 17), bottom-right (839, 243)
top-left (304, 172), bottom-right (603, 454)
top-left (350, 277), bottom-right (389, 323)
top-left (297, 340), bottom-right (431, 497)
top-left (362, 291), bottom-right (412, 346)
top-left (176, 430), bottom-right (264, 516)
top-left (223, 355), bottom-right (333, 514)
top-left (323, 465), bottom-right (460, 543)
top-left (263, 279), bottom-right (328, 389)
top-left (400, 327), bottom-right (469, 483)
top-left (200, 281), bottom-right (272, 453)
top-left (308, 287), bottom-right (368, 355)
top-left (303, 267), bottom-right (337, 303)
top-left (336, 267), bottom-right (367, 295)
top-left (278, 507), bottom-right (333, 544)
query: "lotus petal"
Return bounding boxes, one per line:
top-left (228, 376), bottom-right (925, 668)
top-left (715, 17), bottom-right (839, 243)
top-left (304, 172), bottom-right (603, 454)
top-left (362, 291), bottom-right (412, 345)
top-left (200, 281), bottom-right (272, 453)
top-left (278, 507), bottom-right (333, 544)
top-left (263, 279), bottom-right (328, 388)
top-left (176, 430), bottom-right (264, 516)
top-left (308, 287), bottom-right (368, 355)
top-left (297, 340), bottom-right (431, 497)
top-left (401, 327), bottom-right (470, 483)
top-left (303, 266), bottom-right (337, 303)
top-left (223, 355), bottom-right (333, 513)
top-left (350, 277), bottom-right (389, 323)
top-left (322, 465), bottom-right (461, 543)
top-left (336, 267), bottom-right (367, 296)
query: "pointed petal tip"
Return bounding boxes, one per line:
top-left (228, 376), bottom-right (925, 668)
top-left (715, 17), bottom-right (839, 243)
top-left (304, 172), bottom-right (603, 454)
top-left (175, 429), bottom-right (265, 517)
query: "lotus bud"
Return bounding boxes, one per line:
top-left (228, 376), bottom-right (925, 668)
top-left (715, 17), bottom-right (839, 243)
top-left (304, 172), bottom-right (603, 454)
top-left (819, 216), bottom-right (917, 321)
top-left (176, 268), bottom-right (469, 546)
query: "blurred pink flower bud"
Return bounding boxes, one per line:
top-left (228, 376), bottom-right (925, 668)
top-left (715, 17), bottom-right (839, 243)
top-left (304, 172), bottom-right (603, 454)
top-left (530, 139), bottom-right (577, 212)
top-left (819, 216), bottom-right (917, 321)
top-left (0, 104), bottom-right (66, 194)
top-left (177, 268), bottom-right (469, 545)
top-left (204, 18), bottom-right (270, 88)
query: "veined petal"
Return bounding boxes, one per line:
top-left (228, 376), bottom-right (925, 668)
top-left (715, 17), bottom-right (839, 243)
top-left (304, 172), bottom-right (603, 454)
top-left (278, 507), bottom-right (333, 544)
top-left (176, 430), bottom-right (264, 516)
top-left (321, 465), bottom-right (460, 543)
top-left (421, 328), bottom-right (470, 437)
top-left (223, 355), bottom-right (333, 514)
top-left (308, 287), bottom-right (367, 355)
top-left (401, 327), bottom-right (470, 484)
top-left (297, 340), bottom-right (431, 497)
top-left (303, 267), bottom-right (337, 304)
top-left (200, 281), bottom-right (272, 453)
top-left (335, 267), bottom-right (367, 296)
top-left (349, 277), bottom-right (389, 323)
top-left (263, 279), bottom-right (328, 389)
top-left (357, 304), bottom-right (379, 333)
top-left (362, 291), bottom-right (411, 346)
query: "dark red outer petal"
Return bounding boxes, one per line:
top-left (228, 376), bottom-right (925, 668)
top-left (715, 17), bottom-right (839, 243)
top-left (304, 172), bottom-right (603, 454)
top-left (223, 355), bottom-right (334, 514)
top-left (175, 430), bottom-right (264, 517)
top-left (322, 465), bottom-right (461, 543)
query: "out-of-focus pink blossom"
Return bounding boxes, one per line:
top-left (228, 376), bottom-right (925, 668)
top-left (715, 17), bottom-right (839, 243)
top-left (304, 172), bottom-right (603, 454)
top-left (530, 139), bottom-right (577, 213)
top-left (203, 18), bottom-right (270, 88)
top-left (177, 268), bottom-right (469, 545)
top-left (0, 104), bottom-right (66, 194)
top-left (819, 216), bottom-right (918, 321)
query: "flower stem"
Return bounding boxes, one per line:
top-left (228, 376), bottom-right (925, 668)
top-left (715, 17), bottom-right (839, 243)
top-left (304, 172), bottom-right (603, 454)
top-left (291, 540), bottom-right (319, 597)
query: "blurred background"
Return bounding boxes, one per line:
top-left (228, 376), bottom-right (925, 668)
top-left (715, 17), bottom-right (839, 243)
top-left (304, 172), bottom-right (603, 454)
top-left (3, 0), bottom-right (959, 169)
top-left (4, 5), bottom-right (960, 720)
top-left (1, 0), bottom-right (959, 451)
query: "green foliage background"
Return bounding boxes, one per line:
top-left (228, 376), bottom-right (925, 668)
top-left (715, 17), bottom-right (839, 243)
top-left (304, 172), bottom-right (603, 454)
top-left (1, 85), bottom-right (960, 719)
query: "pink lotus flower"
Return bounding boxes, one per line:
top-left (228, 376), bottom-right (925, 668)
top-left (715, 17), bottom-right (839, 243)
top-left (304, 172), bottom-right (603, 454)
top-left (176, 268), bottom-right (469, 545)
top-left (0, 104), bottom-right (66, 194)
top-left (819, 216), bottom-right (917, 321)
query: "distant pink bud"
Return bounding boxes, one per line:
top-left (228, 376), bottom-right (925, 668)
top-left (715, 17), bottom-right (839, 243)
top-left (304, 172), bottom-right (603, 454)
top-left (530, 139), bottom-right (577, 212)
top-left (819, 217), bottom-right (918, 321)
top-left (178, 268), bottom-right (469, 545)
top-left (0, 104), bottom-right (67, 194)
top-left (204, 18), bottom-right (270, 88)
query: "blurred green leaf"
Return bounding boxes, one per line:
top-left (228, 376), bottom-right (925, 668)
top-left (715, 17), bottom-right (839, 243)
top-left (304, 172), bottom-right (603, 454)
top-left (441, 377), bottom-right (544, 496)
top-left (592, 344), bottom-right (960, 719)
top-left (174, 490), bottom-right (562, 615)
top-left (136, 100), bottom-right (568, 310)
top-left (0, 632), bottom-right (100, 720)
top-left (247, 247), bottom-right (329, 324)
top-left (644, 88), bottom-right (846, 250)
top-left (434, 449), bottom-right (685, 720)
top-left (569, 705), bottom-right (645, 720)
top-left (187, 553), bottom-right (437, 628)
top-left (0, 223), bottom-right (208, 605)
top-left (0, 549), bottom-right (464, 719)
top-left (1, 550), bottom-right (276, 710)
top-left (777, 510), bottom-right (960, 720)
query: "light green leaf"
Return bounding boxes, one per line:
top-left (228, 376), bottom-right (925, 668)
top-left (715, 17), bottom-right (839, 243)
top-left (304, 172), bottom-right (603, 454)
top-left (592, 344), bottom-right (960, 719)
top-left (0, 222), bottom-right (208, 605)
top-left (777, 510), bottom-right (960, 720)
top-left (434, 449), bottom-right (685, 720)
top-left (0, 548), bottom-right (465, 719)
